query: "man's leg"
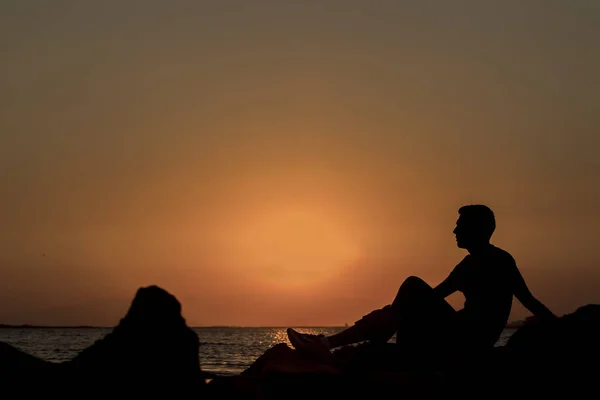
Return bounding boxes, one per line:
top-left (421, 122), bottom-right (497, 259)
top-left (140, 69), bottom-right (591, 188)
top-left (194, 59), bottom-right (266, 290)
top-left (286, 307), bottom-right (396, 360)
top-left (391, 276), bottom-right (455, 320)
top-left (288, 276), bottom-right (456, 353)
top-left (328, 276), bottom-right (456, 348)
top-left (389, 276), bottom-right (457, 352)
top-left (325, 306), bottom-right (396, 349)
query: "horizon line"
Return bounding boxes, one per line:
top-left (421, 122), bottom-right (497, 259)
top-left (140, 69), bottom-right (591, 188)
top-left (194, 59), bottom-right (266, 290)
top-left (0, 323), bottom-right (523, 329)
top-left (0, 323), bottom-right (347, 329)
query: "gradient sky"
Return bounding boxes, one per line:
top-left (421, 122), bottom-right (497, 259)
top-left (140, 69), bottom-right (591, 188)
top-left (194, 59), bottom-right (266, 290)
top-left (1, 1), bottom-right (599, 326)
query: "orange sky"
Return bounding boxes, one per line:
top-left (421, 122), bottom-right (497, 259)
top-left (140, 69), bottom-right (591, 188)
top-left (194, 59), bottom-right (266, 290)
top-left (1, 1), bottom-right (599, 326)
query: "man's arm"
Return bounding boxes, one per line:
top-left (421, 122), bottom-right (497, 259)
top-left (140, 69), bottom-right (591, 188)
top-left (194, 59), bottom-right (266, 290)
top-left (433, 271), bottom-right (459, 299)
top-left (512, 266), bottom-right (556, 319)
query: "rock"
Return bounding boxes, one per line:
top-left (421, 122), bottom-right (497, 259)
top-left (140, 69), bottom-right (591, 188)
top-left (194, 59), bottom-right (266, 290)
top-left (68, 287), bottom-right (199, 369)
top-left (241, 343), bottom-right (341, 377)
top-left (502, 304), bottom-right (600, 396)
top-left (444, 304), bottom-right (600, 398)
top-left (0, 286), bottom-right (205, 395)
top-left (507, 304), bottom-right (600, 353)
top-left (0, 342), bottom-right (53, 370)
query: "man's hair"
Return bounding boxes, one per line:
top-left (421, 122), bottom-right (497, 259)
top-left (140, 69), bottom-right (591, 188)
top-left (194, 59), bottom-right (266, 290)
top-left (458, 204), bottom-right (496, 238)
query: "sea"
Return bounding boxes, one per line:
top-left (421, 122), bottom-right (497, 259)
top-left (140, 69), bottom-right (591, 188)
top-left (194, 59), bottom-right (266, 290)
top-left (0, 327), bottom-right (517, 376)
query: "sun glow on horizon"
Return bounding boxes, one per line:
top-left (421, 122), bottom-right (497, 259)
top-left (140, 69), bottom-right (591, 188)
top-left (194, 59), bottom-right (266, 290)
top-left (228, 206), bottom-right (361, 288)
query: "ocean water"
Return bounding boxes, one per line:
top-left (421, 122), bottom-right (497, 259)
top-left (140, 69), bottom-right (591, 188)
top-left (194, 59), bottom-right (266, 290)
top-left (0, 327), bottom-right (516, 376)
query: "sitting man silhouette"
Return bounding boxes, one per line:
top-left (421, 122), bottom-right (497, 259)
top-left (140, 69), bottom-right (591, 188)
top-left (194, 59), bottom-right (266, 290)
top-left (287, 205), bottom-right (556, 363)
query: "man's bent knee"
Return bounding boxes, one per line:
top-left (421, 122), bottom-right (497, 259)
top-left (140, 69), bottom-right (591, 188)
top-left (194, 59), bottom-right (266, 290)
top-left (392, 276), bottom-right (435, 309)
top-left (400, 276), bottom-right (432, 292)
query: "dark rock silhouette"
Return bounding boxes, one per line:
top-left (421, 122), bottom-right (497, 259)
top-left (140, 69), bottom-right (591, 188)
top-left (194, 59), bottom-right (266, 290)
top-left (506, 303), bottom-right (600, 353)
top-left (0, 286), bottom-right (205, 395)
top-left (0, 341), bottom-right (50, 369)
top-left (500, 303), bottom-right (600, 397)
top-left (66, 286), bottom-right (201, 376)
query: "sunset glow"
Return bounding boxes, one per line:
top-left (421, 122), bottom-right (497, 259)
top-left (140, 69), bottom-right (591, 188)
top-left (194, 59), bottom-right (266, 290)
top-left (1, 1), bottom-right (599, 327)
top-left (230, 206), bottom-right (360, 287)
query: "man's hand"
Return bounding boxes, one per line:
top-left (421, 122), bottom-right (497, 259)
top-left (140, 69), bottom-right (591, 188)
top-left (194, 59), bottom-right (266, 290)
top-left (522, 312), bottom-right (558, 327)
top-left (522, 316), bottom-right (541, 326)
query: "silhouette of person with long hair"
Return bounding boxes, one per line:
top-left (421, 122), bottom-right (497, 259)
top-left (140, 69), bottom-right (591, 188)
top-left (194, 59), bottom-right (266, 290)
top-left (287, 205), bottom-right (556, 361)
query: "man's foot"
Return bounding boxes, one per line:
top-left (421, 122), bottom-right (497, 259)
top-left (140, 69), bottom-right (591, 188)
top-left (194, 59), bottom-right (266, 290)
top-left (286, 328), bottom-right (331, 358)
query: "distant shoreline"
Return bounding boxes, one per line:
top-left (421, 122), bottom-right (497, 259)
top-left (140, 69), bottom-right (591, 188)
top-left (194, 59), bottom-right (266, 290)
top-left (0, 324), bottom-right (522, 330)
top-left (0, 324), bottom-right (347, 329)
top-left (0, 324), bottom-right (101, 329)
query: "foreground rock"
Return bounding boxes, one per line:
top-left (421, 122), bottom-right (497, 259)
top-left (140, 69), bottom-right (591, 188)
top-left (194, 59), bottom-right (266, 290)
top-left (501, 304), bottom-right (600, 395)
top-left (0, 286), bottom-right (205, 395)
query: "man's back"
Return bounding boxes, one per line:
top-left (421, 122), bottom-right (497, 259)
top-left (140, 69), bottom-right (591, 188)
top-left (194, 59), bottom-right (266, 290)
top-left (451, 245), bottom-right (519, 346)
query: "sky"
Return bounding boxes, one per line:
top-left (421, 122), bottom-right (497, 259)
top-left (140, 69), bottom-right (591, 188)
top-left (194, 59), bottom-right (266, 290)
top-left (1, 0), bottom-right (599, 327)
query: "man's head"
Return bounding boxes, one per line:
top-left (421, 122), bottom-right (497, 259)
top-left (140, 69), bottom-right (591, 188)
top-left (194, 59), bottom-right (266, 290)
top-left (453, 204), bottom-right (496, 250)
